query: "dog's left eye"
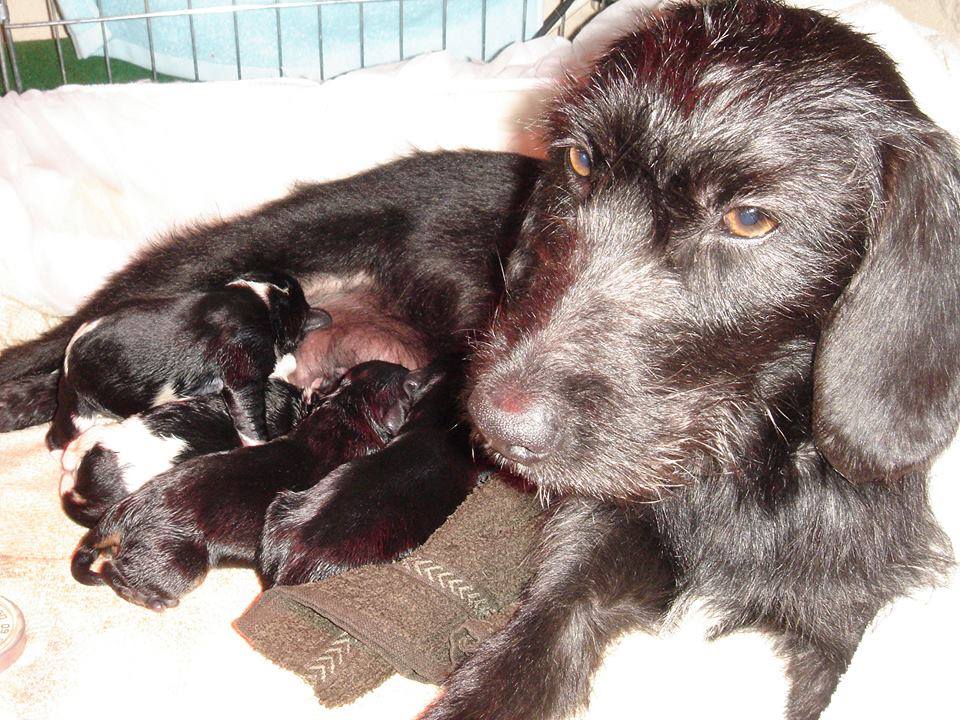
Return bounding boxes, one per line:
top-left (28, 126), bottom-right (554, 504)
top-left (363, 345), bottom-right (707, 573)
top-left (567, 146), bottom-right (592, 177)
top-left (722, 207), bottom-right (779, 239)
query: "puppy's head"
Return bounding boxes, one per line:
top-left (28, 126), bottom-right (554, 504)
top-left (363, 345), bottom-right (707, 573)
top-left (316, 361), bottom-right (424, 444)
top-left (228, 271), bottom-right (329, 353)
top-left (468, 0), bottom-right (960, 501)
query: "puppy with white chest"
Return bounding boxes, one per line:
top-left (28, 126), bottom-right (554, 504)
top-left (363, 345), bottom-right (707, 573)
top-left (59, 377), bottom-right (308, 528)
top-left (47, 271), bottom-right (330, 450)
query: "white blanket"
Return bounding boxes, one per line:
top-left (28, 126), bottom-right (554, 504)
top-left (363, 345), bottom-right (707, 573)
top-left (0, 2), bottom-right (958, 719)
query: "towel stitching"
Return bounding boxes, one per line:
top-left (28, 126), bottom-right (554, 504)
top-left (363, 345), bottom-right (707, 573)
top-left (400, 557), bottom-right (496, 619)
top-left (307, 631), bottom-right (355, 683)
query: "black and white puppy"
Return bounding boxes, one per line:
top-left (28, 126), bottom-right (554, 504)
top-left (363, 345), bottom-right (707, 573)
top-left (258, 356), bottom-right (478, 587)
top-left (47, 271), bottom-right (329, 450)
top-left (59, 378), bottom-right (307, 528)
top-left (69, 360), bottom-right (425, 611)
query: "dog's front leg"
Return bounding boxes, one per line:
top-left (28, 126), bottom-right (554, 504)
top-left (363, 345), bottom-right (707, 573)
top-left (420, 496), bottom-right (676, 720)
top-left (778, 625), bottom-right (869, 720)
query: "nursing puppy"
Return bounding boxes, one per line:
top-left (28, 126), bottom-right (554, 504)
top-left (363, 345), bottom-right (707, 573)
top-left (59, 378), bottom-right (306, 528)
top-left (70, 360), bottom-right (425, 610)
top-left (47, 271), bottom-right (328, 449)
top-left (1, 1), bottom-right (959, 717)
top-left (258, 358), bottom-right (477, 587)
top-left (58, 295), bottom-right (431, 529)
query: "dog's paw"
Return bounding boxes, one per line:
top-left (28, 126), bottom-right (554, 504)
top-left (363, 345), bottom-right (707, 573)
top-left (59, 420), bottom-right (116, 491)
top-left (60, 444), bottom-right (126, 527)
top-left (71, 522), bottom-right (208, 611)
top-left (258, 488), bottom-right (345, 587)
top-left (72, 539), bottom-right (179, 612)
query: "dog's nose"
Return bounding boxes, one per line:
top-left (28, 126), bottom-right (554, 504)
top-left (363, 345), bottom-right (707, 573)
top-left (468, 385), bottom-right (560, 465)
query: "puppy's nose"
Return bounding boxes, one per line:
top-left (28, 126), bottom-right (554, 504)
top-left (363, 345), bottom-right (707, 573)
top-left (468, 385), bottom-right (560, 465)
top-left (304, 308), bottom-right (332, 332)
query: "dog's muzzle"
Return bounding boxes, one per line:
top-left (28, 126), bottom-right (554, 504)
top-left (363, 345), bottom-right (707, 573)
top-left (467, 384), bottom-right (561, 466)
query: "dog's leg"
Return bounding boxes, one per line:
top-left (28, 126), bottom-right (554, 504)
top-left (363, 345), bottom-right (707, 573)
top-left (221, 381), bottom-right (269, 445)
top-left (420, 497), bottom-right (675, 720)
top-left (779, 629), bottom-right (866, 720)
top-left (0, 323), bottom-right (78, 384)
top-left (0, 370), bottom-right (60, 432)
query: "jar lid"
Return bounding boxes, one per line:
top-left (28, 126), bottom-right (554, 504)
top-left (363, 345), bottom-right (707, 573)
top-left (0, 595), bottom-right (26, 672)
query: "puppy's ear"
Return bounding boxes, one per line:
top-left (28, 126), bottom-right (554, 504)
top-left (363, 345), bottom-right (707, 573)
top-left (813, 128), bottom-right (960, 482)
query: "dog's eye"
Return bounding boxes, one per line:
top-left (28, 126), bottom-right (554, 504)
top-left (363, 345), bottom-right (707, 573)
top-left (722, 207), bottom-right (779, 239)
top-left (567, 146), bottom-right (592, 177)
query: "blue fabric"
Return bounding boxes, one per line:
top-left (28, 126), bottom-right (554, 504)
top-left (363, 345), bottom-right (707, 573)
top-left (57, 0), bottom-right (541, 81)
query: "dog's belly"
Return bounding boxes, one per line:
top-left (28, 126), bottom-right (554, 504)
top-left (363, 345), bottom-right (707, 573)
top-left (286, 277), bottom-right (430, 387)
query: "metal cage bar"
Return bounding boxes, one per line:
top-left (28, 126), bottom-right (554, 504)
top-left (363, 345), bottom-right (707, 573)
top-left (44, 0), bottom-right (66, 84)
top-left (144, 0), bottom-right (158, 81)
top-left (0, 0), bottom-right (590, 94)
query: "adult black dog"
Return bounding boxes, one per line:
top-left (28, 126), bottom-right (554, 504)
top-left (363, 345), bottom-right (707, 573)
top-left (1, 2), bottom-right (958, 719)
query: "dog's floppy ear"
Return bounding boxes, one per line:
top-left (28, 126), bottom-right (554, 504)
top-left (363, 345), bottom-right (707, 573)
top-left (813, 127), bottom-right (960, 482)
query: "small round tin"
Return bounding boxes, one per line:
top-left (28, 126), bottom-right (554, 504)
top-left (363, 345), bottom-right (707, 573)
top-left (0, 595), bottom-right (26, 672)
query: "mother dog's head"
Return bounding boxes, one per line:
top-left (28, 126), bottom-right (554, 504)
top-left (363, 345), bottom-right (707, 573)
top-left (468, 0), bottom-right (960, 501)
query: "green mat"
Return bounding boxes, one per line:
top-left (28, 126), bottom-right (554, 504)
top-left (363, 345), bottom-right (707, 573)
top-left (3, 38), bottom-right (178, 93)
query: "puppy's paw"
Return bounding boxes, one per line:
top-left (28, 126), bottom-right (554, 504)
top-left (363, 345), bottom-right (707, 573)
top-left (71, 508), bottom-right (209, 611)
top-left (60, 444), bottom-right (125, 527)
top-left (59, 421), bottom-right (120, 525)
top-left (72, 537), bottom-right (180, 612)
top-left (70, 528), bottom-right (208, 612)
top-left (60, 420), bottom-right (116, 475)
top-left (258, 489), bottom-right (334, 587)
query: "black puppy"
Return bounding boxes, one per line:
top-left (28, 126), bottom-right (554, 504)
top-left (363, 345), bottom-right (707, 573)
top-left (48, 271), bottom-right (328, 449)
top-left (258, 358), bottom-right (477, 587)
top-left (70, 360), bottom-right (425, 611)
top-left (59, 378), bottom-right (307, 528)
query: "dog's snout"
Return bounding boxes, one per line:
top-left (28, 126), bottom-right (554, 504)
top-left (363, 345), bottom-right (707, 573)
top-left (469, 385), bottom-right (561, 465)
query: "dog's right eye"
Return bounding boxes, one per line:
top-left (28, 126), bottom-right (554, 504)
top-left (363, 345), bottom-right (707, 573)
top-left (567, 146), bottom-right (592, 177)
top-left (722, 207), bottom-right (779, 239)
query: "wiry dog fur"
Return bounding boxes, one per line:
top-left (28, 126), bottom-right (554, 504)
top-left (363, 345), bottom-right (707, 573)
top-left (0, 1), bottom-right (958, 718)
top-left (450, 3), bottom-right (960, 719)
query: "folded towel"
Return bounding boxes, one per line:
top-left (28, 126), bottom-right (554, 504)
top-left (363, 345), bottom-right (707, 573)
top-left (235, 474), bottom-right (543, 706)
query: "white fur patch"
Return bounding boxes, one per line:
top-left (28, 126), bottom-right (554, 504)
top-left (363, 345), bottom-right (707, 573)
top-left (152, 383), bottom-right (181, 406)
top-left (97, 417), bottom-right (188, 493)
top-left (269, 353), bottom-right (298, 382)
top-left (238, 432), bottom-right (263, 447)
top-left (63, 317), bottom-right (103, 376)
top-left (227, 279), bottom-right (274, 305)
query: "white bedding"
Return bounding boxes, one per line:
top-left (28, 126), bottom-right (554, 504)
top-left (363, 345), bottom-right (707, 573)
top-left (0, 2), bottom-right (958, 719)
